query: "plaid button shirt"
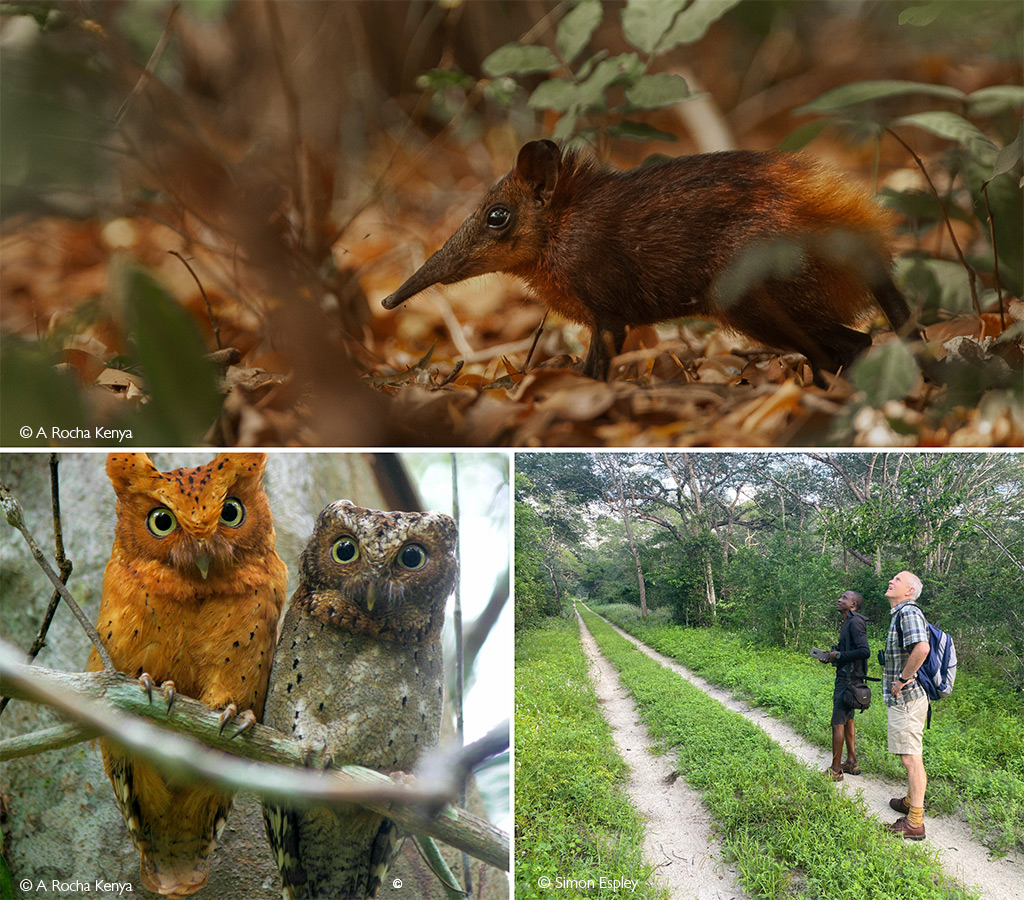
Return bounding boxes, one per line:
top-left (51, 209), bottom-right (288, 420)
top-left (884, 600), bottom-right (929, 706)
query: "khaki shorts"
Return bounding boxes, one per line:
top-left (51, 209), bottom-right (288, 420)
top-left (887, 693), bottom-right (929, 755)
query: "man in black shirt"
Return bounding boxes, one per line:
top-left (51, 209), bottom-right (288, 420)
top-left (821, 590), bottom-right (870, 781)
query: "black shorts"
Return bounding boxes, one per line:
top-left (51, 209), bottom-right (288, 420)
top-left (832, 680), bottom-right (855, 726)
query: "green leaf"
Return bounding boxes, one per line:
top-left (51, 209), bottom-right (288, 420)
top-left (122, 265), bottom-right (221, 444)
top-left (528, 78), bottom-right (579, 113)
top-left (575, 55), bottom-right (639, 112)
top-left (621, 0), bottom-right (687, 55)
top-left (777, 120), bottom-right (830, 152)
top-left (624, 72), bottom-right (691, 109)
top-left (796, 80), bottom-right (964, 115)
top-left (482, 43), bottom-right (559, 78)
top-left (606, 121), bottom-right (679, 142)
top-left (658, 0), bottom-right (743, 52)
top-left (892, 111), bottom-right (997, 164)
top-left (557, 0), bottom-right (604, 65)
top-left (0, 338), bottom-right (86, 445)
top-left (851, 340), bottom-right (920, 405)
top-left (990, 119), bottom-right (1024, 180)
top-left (551, 110), bottom-right (582, 143)
top-left (898, 3), bottom-right (944, 26)
top-left (968, 84), bottom-right (1024, 118)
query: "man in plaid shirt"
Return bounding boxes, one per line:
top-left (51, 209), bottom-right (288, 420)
top-left (883, 571), bottom-right (931, 840)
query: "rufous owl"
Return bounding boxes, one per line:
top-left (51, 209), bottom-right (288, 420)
top-left (261, 499), bottom-right (458, 900)
top-left (87, 452), bottom-right (288, 897)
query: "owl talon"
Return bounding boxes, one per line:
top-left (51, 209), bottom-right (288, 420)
top-left (139, 672), bottom-right (155, 704)
top-left (229, 709), bottom-right (257, 740)
top-left (163, 681), bottom-right (177, 714)
top-left (217, 703), bottom-right (239, 735)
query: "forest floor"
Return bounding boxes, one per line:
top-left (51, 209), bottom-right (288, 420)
top-left (577, 611), bottom-right (747, 900)
top-left (579, 604), bottom-right (1024, 900)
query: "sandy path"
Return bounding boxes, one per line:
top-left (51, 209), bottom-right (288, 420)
top-left (577, 613), bottom-right (747, 900)
top-left (586, 608), bottom-right (1024, 900)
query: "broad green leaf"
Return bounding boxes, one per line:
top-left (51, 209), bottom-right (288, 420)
top-left (551, 110), bottom-right (582, 143)
top-left (658, 0), bottom-right (743, 52)
top-left (893, 111), bottom-right (997, 164)
top-left (606, 120), bottom-right (679, 142)
top-left (898, 3), bottom-right (944, 26)
top-left (528, 78), bottom-right (579, 113)
top-left (621, 0), bottom-right (686, 55)
top-left (557, 0), bottom-right (604, 65)
top-left (575, 49), bottom-right (609, 81)
top-left (624, 72), bottom-right (691, 109)
top-left (851, 340), bottom-right (919, 404)
top-left (482, 43), bottom-right (559, 78)
top-left (0, 338), bottom-right (86, 445)
top-left (122, 265), bottom-right (221, 444)
top-left (576, 55), bottom-right (639, 110)
top-left (797, 80), bottom-right (964, 115)
top-left (968, 84), bottom-right (1024, 118)
top-left (990, 120), bottom-right (1024, 180)
top-left (777, 120), bottom-right (830, 152)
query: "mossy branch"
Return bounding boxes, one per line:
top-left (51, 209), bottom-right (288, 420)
top-left (0, 648), bottom-right (509, 872)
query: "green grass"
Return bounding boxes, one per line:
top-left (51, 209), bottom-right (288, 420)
top-left (579, 606), bottom-right (980, 900)
top-left (514, 618), bottom-right (669, 900)
top-left (594, 604), bottom-right (1024, 856)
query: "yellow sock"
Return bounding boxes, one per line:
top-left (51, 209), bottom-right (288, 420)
top-left (908, 805), bottom-right (924, 827)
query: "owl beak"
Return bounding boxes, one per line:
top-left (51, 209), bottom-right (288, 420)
top-left (195, 553), bottom-right (211, 580)
top-left (364, 582), bottom-right (378, 613)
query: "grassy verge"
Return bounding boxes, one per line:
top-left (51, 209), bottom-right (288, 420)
top-left (578, 606), bottom-right (979, 900)
top-left (514, 618), bottom-right (668, 900)
top-left (594, 603), bottom-right (1024, 856)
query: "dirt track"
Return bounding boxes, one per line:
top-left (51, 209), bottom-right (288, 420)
top-left (580, 606), bottom-right (1024, 900)
top-left (578, 612), bottom-right (747, 899)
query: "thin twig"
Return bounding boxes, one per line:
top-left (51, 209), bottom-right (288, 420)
top-left (450, 455), bottom-right (473, 900)
top-left (169, 250), bottom-right (222, 349)
top-left (265, 0), bottom-right (313, 253)
top-left (980, 183), bottom-right (1006, 331)
top-left (413, 835), bottom-right (467, 899)
top-left (0, 456), bottom-right (73, 716)
top-left (0, 482), bottom-right (113, 671)
top-left (884, 126), bottom-right (981, 316)
top-left (525, 312), bottom-right (549, 372)
top-left (115, 1), bottom-right (180, 124)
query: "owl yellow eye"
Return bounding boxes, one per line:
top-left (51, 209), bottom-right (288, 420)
top-left (398, 543), bottom-right (427, 570)
top-left (220, 497), bottom-right (246, 528)
top-left (146, 507), bottom-right (177, 537)
top-left (331, 537), bottom-right (359, 564)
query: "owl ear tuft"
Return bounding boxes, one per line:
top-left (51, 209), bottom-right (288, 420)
top-left (214, 453), bottom-right (268, 482)
top-left (106, 453), bottom-right (160, 494)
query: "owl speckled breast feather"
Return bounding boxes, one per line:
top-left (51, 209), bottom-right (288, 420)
top-left (87, 452), bottom-right (288, 898)
top-left (261, 499), bottom-right (458, 900)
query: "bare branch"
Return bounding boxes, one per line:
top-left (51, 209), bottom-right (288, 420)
top-left (0, 481), bottom-right (113, 670)
top-left (0, 651), bottom-right (508, 871)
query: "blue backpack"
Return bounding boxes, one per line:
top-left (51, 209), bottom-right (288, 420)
top-left (896, 603), bottom-right (957, 706)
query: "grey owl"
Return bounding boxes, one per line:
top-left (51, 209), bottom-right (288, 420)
top-left (262, 499), bottom-right (458, 900)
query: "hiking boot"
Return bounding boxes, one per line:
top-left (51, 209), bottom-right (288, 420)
top-left (889, 796), bottom-right (910, 814)
top-left (888, 816), bottom-right (925, 840)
